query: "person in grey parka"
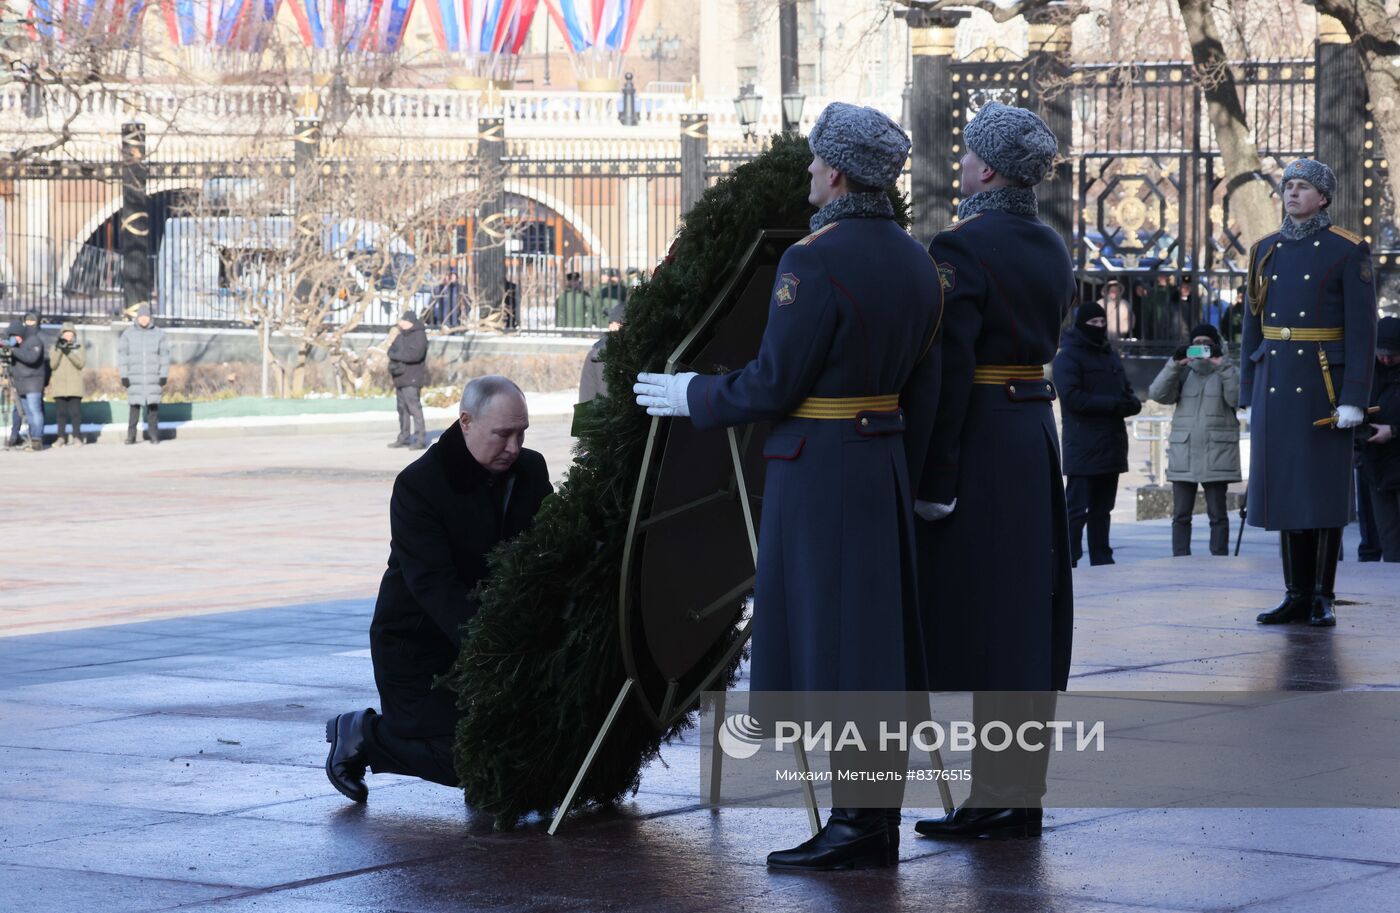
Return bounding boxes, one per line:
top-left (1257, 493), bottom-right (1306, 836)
top-left (118, 305), bottom-right (171, 445)
top-left (1149, 323), bottom-right (1242, 556)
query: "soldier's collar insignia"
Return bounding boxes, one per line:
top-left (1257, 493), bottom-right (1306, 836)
top-left (776, 272), bottom-right (800, 306)
top-left (937, 261), bottom-right (956, 292)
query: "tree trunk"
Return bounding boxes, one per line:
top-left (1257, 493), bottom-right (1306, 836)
top-left (291, 342), bottom-right (311, 397)
top-left (1313, 1), bottom-right (1400, 233)
top-left (1176, 0), bottom-right (1278, 247)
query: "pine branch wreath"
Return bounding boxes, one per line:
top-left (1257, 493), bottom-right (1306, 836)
top-left (445, 134), bottom-right (913, 828)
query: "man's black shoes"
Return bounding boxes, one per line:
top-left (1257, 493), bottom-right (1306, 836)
top-left (915, 806), bottom-right (1043, 840)
top-left (325, 709), bottom-right (373, 803)
top-left (766, 808), bottom-right (893, 871)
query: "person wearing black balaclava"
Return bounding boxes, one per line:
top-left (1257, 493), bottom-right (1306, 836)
top-left (1148, 323), bottom-right (1241, 556)
top-left (1053, 301), bottom-right (1142, 566)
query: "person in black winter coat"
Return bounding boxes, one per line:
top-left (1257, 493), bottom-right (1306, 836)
top-left (1360, 317), bottom-right (1400, 561)
top-left (5, 313), bottom-right (48, 451)
top-left (387, 310), bottom-right (428, 450)
top-left (324, 376), bottom-right (553, 801)
top-left (1053, 302), bottom-right (1142, 565)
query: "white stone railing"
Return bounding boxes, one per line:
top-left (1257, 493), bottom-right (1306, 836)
top-left (0, 82), bottom-right (896, 141)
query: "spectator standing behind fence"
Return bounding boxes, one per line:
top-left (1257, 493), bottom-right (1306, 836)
top-left (431, 269), bottom-right (462, 328)
top-left (1098, 279), bottom-right (1133, 340)
top-left (387, 310), bottom-right (428, 451)
top-left (1359, 316), bottom-right (1400, 561)
top-left (5, 312), bottom-right (47, 451)
top-left (1149, 323), bottom-right (1241, 557)
top-left (592, 268), bottom-right (626, 310)
top-left (554, 272), bottom-right (598, 329)
top-left (578, 303), bottom-right (625, 405)
top-left (49, 322), bottom-right (85, 446)
top-left (118, 305), bottom-right (169, 446)
top-left (1054, 302), bottom-right (1142, 566)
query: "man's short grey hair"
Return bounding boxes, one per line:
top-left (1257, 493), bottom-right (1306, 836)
top-left (460, 375), bottom-right (525, 416)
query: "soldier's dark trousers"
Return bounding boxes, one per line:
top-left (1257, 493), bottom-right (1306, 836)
top-left (394, 386), bottom-right (425, 445)
top-left (1067, 473), bottom-right (1118, 565)
top-left (362, 715), bottom-right (458, 788)
top-left (967, 691), bottom-right (1057, 808)
top-left (1368, 487), bottom-right (1400, 562)
top-left (127, 404), bottom-right (160, 443)
top-left (1171, 481), bottom-right (1229, 556)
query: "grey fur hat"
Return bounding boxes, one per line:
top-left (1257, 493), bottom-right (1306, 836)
top-left (808, 102), bottom-right (911, 189)
top-left (1281, 158), bottom-right (1336, 203)
top-left (963, 102), bottom-right (1058, 187)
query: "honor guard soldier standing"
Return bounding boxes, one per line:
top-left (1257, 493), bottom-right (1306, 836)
top-left (1242, 159), bottom-right (1377, 627)
top-left (634, 103), bottom-right (944, 870)
top-left (911, 103), bottom-right (1076, 841)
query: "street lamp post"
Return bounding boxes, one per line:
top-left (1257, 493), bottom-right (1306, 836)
top-left (733, 82), bottom-right (762, 138)
top-left (619, 72), bottom-right (640, 126)
top-left (637, 24), bottom-right (681, 86)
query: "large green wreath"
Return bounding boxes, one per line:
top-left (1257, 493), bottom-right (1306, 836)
top-left (445, 134), bottom-right (912, 828)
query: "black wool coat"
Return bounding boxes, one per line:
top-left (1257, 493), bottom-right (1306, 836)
top-left (1361, 361), bottom-right (1400, 492)
top-left (387, 314), bottom-right (429, 389)
top-left (1052, 326), bottom-right (1141, 476)
top-left (369, 422), bottom-right (552, 739)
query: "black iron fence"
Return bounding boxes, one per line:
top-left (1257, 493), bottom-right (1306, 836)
top-left (2, 47), bottom-right (1396, 342)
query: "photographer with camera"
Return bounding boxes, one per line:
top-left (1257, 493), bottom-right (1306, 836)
top-left (49, 322), bottom-right (85, 446)
top-left (1149, 323), bottom-right (1241, 556)
top-left (4, 312), bottom-right (48, 452)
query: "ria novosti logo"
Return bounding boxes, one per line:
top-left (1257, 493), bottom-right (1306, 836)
top-left (717, 713), bottom-right (764, 760)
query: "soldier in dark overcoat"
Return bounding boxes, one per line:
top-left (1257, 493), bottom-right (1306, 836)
top-left (911, 102), bottom-right (1076, 842)
top-left (634, 103), bottom-right (943, 870)
top-left (1242, 159), bottom-right (1377, 627)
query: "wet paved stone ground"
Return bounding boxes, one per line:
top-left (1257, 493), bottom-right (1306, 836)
top-left (5, 419), bottom-right (1400, 912)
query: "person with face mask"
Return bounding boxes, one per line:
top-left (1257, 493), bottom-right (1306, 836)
top-left (1053, 302), bottom-right (1142, 567)
top-left (1149, 323), bottom-right (1242, 556)
top-left (4, 312), bottom-right (47, 451)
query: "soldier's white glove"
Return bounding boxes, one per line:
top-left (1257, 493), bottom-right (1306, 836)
top-left (914, 499), bottom-right (957, 522)
top-left (1237, 407), bottom-right (1251, 424)
top-left (1335, 405), bottom-right (1364, 429)
top-left (634, 371), bottom-right (697, 417)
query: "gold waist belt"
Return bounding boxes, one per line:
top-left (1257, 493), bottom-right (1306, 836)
top-left (791, 394), bottom-right (900, 419)
top-left (973, 365), bottom-right (1046, 385)
top-left (1262, 326), bottom-right (1343, 341)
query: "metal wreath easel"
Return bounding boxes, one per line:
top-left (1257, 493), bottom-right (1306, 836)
top-left (548, 423), bottom-right (955, 835)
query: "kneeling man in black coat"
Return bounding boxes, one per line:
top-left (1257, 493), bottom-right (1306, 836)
top-left (326, 375), bottom-right (553, 801)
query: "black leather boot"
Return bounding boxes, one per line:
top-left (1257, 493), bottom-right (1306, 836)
top-left (914, 805), bottom-right (1043, 840)
top-left (884, 808), bottom-right (901, 865)
top-left (1257, 531), bottom-right (1313, 624)
top-left (325, 709), bottom-right (374, 802)
top-left (766, 808), bottom-right (892, 870)
top-left (1309, 528), bottom-right (1340, 627)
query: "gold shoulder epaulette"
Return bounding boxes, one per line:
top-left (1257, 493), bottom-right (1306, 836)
top-left (1329, 225), bottom-right (1362, 245)
top-left (944, 212), bottom-right (984, 233)
top-left (796, 222), bottom-right (840, 246)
